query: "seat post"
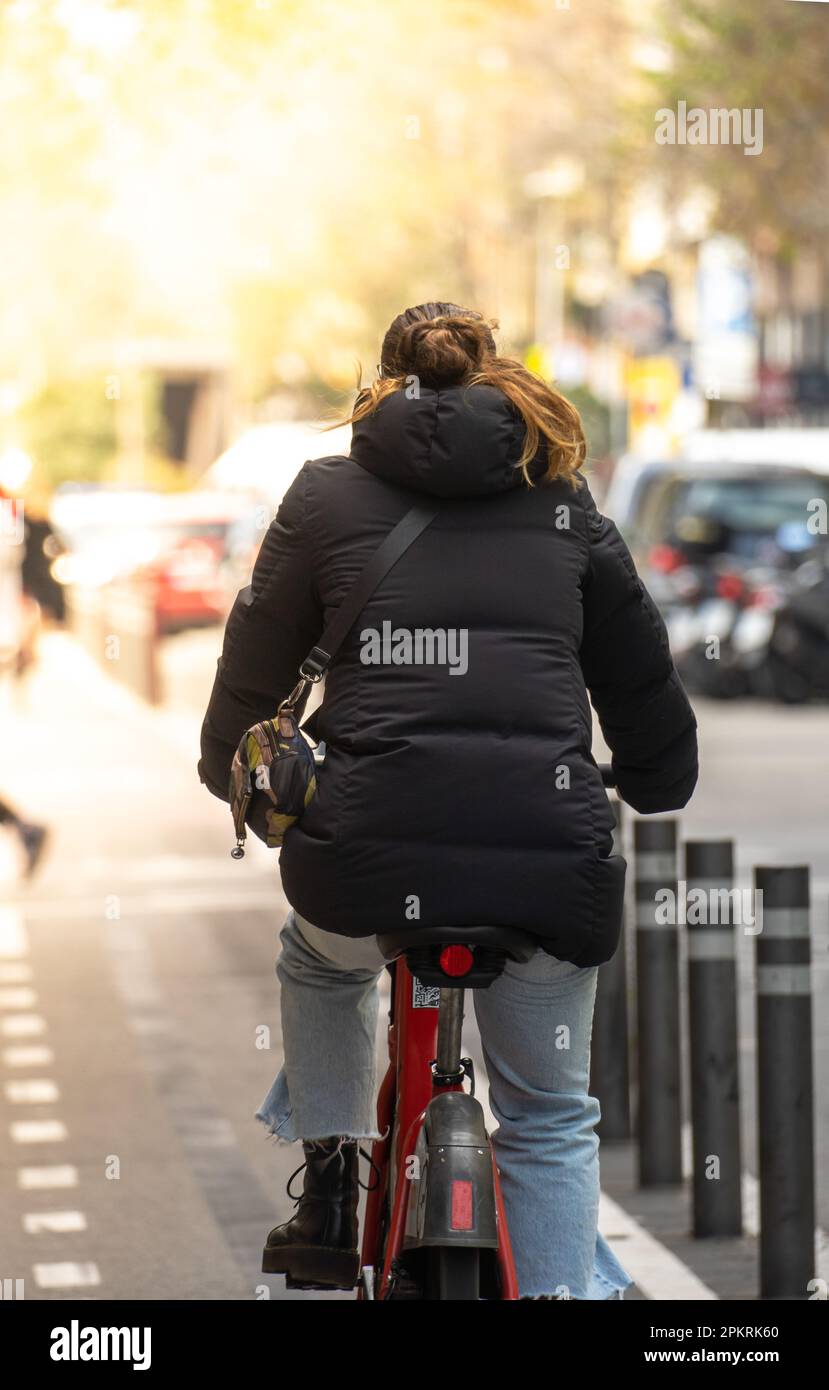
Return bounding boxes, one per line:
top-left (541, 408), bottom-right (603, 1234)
top-left (435, 988), bottom-right (465, 1078)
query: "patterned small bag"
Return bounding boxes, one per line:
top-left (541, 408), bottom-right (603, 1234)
top-left (229, 701), bottom-right (320, 856)
top-left (227, 501), bottom-right (438, 859)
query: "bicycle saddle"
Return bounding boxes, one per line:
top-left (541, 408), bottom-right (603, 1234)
top-left (376, 924), bottom-right (539, 965)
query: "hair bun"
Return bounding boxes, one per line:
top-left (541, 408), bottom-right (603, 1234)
top-left (396, 315), bottom-right (492, 388)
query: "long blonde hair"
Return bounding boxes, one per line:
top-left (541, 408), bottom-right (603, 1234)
top-left (330, 305), bottom-right (586, 488)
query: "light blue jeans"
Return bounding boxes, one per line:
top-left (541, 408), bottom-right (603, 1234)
top-left (256, 907), bottom-right (633, 1300)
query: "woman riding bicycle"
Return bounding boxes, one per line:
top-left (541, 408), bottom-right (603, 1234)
top-left (198, 302), bottom-right (698, 1300)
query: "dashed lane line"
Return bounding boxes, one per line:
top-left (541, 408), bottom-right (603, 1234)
top-left (104, 918), bottom-right (301, 1294)
top-left (1, 1014), bottom-right (47, 1037)
top-left (10, 1119), bottom-right (68, 1144)
top-left (32, 1263), bottom-right (101, 1291)
top-left (0, 987), bottom-right (38, 1009)
top-left (1, 910), bottom-right (96, 1293)
top-left (3, 1045), bottom-right (54, 1067)
top-left (0, 962), bottom-right (33, 982)
top-left (5, 1079), bottom-right (60, 1103)
top-left (23, 1211), bottom-right (88, 1235)
top-left (18, 1165), bottom-right (79, 1190)
top-left (0, 907), bottom-right (28, 958)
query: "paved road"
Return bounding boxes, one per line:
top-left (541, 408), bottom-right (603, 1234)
top-left (0, 627), bottom-right (826, 1300)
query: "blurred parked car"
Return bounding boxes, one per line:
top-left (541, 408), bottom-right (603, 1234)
top-left (130, 492), bottom-right (259, 634)
top-left (203, 418), bottom-right (353, 605)
top-left (50, 485), bottom-right (167, 587)
top-left (204, 419), bottom-right (352, 512)
top-left (50, 484), bottom-right (259, 635)
top-left (604, 431), bottom-right (829, 701)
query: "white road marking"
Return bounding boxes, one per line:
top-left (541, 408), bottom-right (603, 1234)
top-left (598, 1190), bottom-right (718, 1300)
top-left (0, 884), bottom-right (89, 1263)
top-left (23, 1210), bottom-right (87, 1235)
top-left (1, 1014), bottom-right (46, 1037)
top-left (12, 890), bottom-right (281, 919)
top-left (72, 854), bottom-right (276, 885)
top-left (33, 1262), bottom-right (100, 1289)
top-left (10, 1119), bottom-right (68, 1143)
top-left (0, 908), bottom-right (28, 958)
top-left (3, 1045), bottom-right (54, 1067)
top-left (18, 1165), bottom-right (79, 1190)
top-left (0, 986), bottom-right (37, 1009)
top-left (5, 1078), bottom-right (60, 1103)
top-left (0, 962), bottom-right (32, 982)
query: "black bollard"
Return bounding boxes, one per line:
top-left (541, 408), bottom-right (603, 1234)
top-left (685, 840), bottom-right (742, 1236)
top-left (754, 865), bottom-right (815, 1300)
top-left (591, 799), bottom-right (631, 1140)
top-left (634, 818), bottom-right (682, 1185)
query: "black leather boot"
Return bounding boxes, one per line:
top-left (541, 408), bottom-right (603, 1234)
top-left (262, 1137), bottom-right (361, 1290)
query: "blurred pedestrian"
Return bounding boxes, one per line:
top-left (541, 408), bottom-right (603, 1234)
top-left (12, 497), bottom-right (65, 679)
top-left (0, 796), bottom-right (49, 877)
top-left (21, 502), bottom-right (66, 625)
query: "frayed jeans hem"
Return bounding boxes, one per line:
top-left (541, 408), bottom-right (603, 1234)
top-left (254, 1109), bottom-right (383, 1146)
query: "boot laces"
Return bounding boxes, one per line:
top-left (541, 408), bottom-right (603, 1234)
top-left (357, 1145), bottom-right (381, 1193)
top-left (284, 1139), bottom-right (380, 1204)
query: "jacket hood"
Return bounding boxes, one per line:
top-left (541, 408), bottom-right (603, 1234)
top-left (349, 383), bottom-right (546, 498)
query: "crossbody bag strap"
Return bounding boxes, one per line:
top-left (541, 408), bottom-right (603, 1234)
top-left (279, 502), bottom-right (438, 713)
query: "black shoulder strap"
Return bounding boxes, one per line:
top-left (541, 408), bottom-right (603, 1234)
top-left (298, 502), bottom-right (438, 683)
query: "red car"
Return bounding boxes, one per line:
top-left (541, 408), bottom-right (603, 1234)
top-left (137, 493), bottom-right (258, 635)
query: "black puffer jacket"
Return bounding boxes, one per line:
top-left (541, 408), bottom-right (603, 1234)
top-left (199, 384), bottom-right (698, 965)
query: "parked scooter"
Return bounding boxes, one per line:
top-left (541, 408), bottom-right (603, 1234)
top-left (665, 524), bottom-right (829, 703)
top-left (762, 551), bottom-right (829, 702)
top-left (666, 564), bottom-right (757, 699)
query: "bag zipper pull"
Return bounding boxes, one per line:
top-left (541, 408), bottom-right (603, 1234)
top-left (231, 837), bottom-right (246, 860)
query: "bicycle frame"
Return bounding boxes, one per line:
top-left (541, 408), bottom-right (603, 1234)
top-left (359, 951), bottom-right (519, 1300)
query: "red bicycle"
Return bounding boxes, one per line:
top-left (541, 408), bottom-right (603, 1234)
top-left (358, 763), bottom-right (618, 1301)
top-left (358, 924), bottom-right (538, 1300)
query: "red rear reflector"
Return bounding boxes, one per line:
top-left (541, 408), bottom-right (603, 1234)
top-left (439, 945), bottom-right (474, 977)
top-left (451, 1180), bottom-right (474, 1230)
